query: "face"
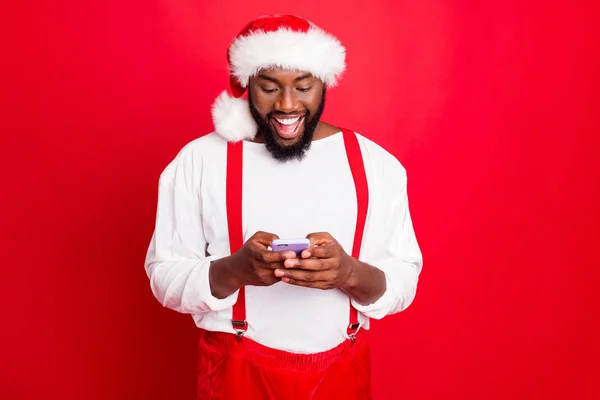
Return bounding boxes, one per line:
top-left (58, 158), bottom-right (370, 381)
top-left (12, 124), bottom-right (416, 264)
top-left (248, 68), bottom-right (326, 162)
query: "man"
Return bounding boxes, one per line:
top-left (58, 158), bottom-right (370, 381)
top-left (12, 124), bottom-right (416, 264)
top-left (145, 14), bottom-right (422, 400)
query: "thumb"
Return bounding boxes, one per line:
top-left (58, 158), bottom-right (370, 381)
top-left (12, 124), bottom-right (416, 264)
top-left (306, 232), bottom-right (334, 247)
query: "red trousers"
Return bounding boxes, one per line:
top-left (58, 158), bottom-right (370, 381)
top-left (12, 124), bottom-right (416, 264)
top-left (197, 329), bottom-right (371, 400)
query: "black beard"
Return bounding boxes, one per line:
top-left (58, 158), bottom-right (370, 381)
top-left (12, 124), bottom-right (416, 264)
top-left (248, 88), bottom-right (326, 162)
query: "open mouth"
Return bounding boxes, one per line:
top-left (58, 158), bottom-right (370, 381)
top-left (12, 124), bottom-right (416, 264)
top-left (270, 115), bottom-right (305, 140)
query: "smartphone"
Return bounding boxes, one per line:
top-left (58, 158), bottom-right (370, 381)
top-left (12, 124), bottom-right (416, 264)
top-left (271, 238), bottom-right (310, 256)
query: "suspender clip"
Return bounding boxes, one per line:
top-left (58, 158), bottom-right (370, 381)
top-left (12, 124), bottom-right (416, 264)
top-left (347, 322), bottom-right (361, 342)
top-left (232, 319), bottom-right (248, 340)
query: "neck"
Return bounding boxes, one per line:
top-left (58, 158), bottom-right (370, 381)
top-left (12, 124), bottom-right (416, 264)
top-left (312, 121), bottom-right (341, 141)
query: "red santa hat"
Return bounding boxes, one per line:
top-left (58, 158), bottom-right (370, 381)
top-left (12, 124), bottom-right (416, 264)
top-left (212, 14), bottom-right (346, 142)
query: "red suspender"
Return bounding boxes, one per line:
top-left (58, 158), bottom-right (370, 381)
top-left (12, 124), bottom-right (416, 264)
top-left (226, 129), bottom-right (369, 339)
top-left (226, 141), bottom-right (248, 333)
top-left (341, 128), bottom-right (369, 338)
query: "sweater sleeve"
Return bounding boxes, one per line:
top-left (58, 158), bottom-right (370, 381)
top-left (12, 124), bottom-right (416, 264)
top-left (350, 139), bottom-right (423, 319)
top-left (144, 147), bottom-right (239, 314)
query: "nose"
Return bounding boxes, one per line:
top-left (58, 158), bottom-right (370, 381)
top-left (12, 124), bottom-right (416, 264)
top-left (275, 88), bottom-right (297, 113)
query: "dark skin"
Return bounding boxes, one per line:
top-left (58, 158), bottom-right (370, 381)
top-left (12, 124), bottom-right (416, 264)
top-left (209, 68), bottom-right (386, 306)
top-left (248, 68), bottom-right (340, 144)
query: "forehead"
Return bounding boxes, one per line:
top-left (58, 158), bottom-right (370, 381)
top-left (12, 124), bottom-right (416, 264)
top-left (253, 67), bottom-right (320, 82)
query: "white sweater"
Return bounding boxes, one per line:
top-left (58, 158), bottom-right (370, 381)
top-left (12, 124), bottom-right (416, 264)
top-left (145, 131), bottom-right (423, 353)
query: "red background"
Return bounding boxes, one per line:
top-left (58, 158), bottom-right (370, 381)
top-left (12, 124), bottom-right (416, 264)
top-left (2, 1), bottom-right (599, 399)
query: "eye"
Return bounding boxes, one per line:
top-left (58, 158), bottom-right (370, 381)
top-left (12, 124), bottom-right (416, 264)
top-left (260, 86), bottom-right (278, 94)
top-left (296, 86), bottom-right (312, 93)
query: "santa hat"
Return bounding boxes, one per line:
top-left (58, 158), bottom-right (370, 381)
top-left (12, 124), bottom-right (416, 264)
top-left (211, 14), bottom-right (346, 142)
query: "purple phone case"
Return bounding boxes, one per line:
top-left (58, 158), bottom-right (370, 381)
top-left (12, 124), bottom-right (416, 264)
top-left (271, 239), bottom-right (310, 256)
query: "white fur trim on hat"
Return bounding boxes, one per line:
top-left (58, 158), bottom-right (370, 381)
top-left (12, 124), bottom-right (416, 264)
top-left (229, 26), bottom-right (346, 88)
top-left (211, 91), bottom-right (257, 142)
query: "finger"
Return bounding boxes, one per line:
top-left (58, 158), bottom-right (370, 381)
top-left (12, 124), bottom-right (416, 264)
top-left (264, 261), bottom-right (286, 271)
top-left (306, 232), bottom-right (334, 247)
top-left (259, 249), bottom-right (297, 264)
top-left (300, 243), bottom-right (335, 259)
top-left (283, 257), bottom-right (328, 271)
top-left (274, 268), bottom-right (327, 283)
top-left (281, 278), bottom-right (332, 289)
top-left (252, 231), bottom-right (280, 248)
top-left (274, 269), bottom-right (334, 289)
top-left (257, 270), bottom-right (282, 285)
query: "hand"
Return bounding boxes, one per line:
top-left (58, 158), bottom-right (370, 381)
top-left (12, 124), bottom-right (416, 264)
top-left (274, 232), bottom-right (356, 290)
top-left (209, 231), bottom-right (296, 298)
top-left (230, 231), bottom-right (297, 287)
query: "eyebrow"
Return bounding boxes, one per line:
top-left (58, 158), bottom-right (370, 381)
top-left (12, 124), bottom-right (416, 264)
top-left (257, 73), bottom-right (314, 84)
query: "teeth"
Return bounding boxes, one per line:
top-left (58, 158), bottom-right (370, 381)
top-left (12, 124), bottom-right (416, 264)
top-left (275, 117), bottom-right (300, 125)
